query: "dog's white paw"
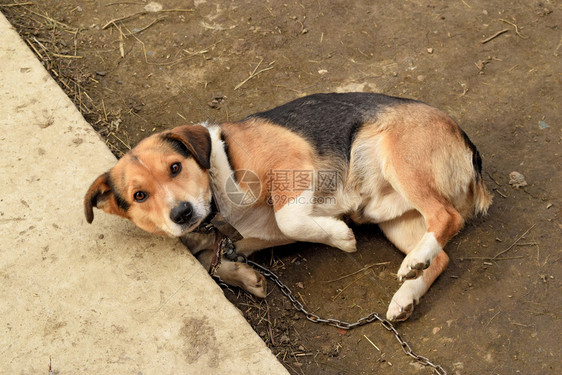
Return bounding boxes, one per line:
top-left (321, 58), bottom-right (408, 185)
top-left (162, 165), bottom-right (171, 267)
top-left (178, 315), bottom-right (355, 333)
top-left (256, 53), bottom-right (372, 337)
top-left (386, 286), bottom-right (419, 322)
top-left (330, 227), bottom-right (357, 253)
top-left (396, 253), bottom-right (431, 281)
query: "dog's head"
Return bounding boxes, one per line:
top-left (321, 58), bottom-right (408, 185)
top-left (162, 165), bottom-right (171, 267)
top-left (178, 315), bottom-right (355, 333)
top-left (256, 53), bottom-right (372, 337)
top-left (84, 125), bottom-right (212, 237)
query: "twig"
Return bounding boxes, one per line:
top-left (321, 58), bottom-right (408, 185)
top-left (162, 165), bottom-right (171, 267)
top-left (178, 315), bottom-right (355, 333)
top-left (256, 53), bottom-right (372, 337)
top-left (0, 2), bottom-right (33, 6)
top-left (102, 9), bottom-right (194, 30)
top-left (481, 28), bottom-right (509, 44)
top-left (485, 310), bottom-right (501, 327)
top-left (50, 53), bottom-right (83, 59)
top-left (24, 38), bottom-right (45, 60)
top-left (323, 262), bottom-right (390, 283)
top-left (363, 334), bottom-right (381, 351)
top-left (486, 171), bottom-right (501, 186)
top-left (492, 224), bottom-right (535, 259)
top-left (516, 242), bottom-right (538, 247)
top-left (265, 302), bottom-right (275, 346)
top-left (103, 11), bottom-right (145, 29)
top-left (27, 9), bottom-right (76, 31)
top-left (494, 188), bottom-right (507, 198)
top-left (500, 19), bottom-right (528, 39)
top-left (234, 58), bottom-right (275, 90)
top-left (105, 1), bottom-right (145, 6)
top-left (110, 132), bottom-right (131, 150)
top-left (123, 16), bottom-right (167, 36)
top-left (101, 99), bottom-right (108, 122)
top-left (460, 255), bottom-right (526, 261)
top-left (331, 273), bottom-right (366, 301)
top-left (297, 291), bottom-right (310, 310)
top-left (110, 22), bottom-right (126, 57)
top-left (554, 36), bottom-right (562, 56)
top-left (126, 26), bottom-right (148, 63)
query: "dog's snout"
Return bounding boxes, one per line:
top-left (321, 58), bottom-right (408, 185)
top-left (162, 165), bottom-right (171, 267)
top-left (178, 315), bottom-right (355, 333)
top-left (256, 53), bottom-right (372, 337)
top-left (170, 201), bottom-right (193, 225)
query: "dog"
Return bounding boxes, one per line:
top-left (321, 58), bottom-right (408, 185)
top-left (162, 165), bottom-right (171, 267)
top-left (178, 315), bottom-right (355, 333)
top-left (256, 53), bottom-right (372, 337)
top-left (84, 92), bottom-right (491, 321)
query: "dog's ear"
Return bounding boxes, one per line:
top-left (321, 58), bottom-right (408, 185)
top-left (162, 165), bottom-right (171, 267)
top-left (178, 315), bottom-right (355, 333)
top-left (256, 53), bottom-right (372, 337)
top-left (163, 125), bottom-right (212, 169)
top-left (84, 172), bottom-right (130, 223)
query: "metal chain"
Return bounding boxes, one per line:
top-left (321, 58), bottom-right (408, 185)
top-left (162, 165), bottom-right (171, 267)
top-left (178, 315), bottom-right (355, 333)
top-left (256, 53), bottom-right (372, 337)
top-left (246, 259), bottom-right (448, 375)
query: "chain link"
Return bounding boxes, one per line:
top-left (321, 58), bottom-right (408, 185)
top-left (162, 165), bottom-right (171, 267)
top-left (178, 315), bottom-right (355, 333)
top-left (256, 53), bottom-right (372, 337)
top-left (246, 260), bottom-right (447, 375)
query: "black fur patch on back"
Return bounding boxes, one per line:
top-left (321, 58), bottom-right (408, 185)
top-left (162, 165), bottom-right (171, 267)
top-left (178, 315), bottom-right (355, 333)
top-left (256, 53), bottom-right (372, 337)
top-left (247, 93), bottom-right (416, 159)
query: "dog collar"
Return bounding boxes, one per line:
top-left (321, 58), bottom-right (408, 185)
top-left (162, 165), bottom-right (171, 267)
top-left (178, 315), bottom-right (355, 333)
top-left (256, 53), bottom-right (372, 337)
top-left (193, 195), bottom-right (244, 275)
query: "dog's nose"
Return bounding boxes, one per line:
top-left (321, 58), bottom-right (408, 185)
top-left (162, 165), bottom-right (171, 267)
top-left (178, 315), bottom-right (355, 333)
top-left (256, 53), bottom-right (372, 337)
top-left (170, 201), bottom-right (193, 225)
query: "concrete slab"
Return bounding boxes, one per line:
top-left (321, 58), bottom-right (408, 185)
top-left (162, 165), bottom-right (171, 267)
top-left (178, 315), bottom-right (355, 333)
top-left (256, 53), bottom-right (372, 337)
top-left (0, 13), bottom-right (287, 374)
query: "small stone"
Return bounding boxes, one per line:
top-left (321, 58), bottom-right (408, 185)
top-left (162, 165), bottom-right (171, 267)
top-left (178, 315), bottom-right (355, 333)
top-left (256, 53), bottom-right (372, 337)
top-left (144, 2), bottom-right (163, 12)
top-left (538, 120), bottom-right (549, 129)
top-left (427, 48), bottom-right (434, 54)
top-left (417, 75), bottom-right (425, 81)
top-left (509, 171), bottom-right (527, 188)
top-left (318, 69), bottom-right (328, 75)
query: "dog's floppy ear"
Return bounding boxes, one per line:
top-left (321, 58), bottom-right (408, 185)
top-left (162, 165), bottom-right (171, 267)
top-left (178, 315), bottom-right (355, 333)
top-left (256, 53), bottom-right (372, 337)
top-left (84, 172), bottom-right (130, 223)
top-left (163, 125), bottom-right (212, 169)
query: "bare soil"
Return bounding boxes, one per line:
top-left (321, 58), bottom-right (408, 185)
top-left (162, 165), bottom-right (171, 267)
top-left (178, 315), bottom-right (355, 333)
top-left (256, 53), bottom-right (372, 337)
top-left (3, 1), bottom-right (560, 374)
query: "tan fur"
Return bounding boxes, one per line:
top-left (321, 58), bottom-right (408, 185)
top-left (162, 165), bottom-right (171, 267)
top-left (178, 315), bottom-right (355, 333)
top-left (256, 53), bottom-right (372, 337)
top-left (221, 119), bottom-right (315, 211)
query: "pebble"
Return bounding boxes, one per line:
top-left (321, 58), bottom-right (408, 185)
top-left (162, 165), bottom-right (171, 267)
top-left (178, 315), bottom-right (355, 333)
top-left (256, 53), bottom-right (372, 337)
top-left (509, 171), bottom-right (527, 188)
top-left (144, 2), bottom-right (163, 12)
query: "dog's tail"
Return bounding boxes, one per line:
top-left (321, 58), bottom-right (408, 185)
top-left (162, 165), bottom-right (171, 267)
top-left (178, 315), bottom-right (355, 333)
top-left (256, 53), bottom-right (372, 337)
top-left (468, 139), bottom-right (492, 216)
top-left (458, 128), bottom-right (492, 216)
top-left (473, 176), bottom-right (492, 216)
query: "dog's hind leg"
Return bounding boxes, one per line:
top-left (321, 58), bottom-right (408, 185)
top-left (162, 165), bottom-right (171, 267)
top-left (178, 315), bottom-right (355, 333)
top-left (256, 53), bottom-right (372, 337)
top-left (394, 201), bottom-right (461, 281)
top-left (379, 210), bottom-right (450, 321)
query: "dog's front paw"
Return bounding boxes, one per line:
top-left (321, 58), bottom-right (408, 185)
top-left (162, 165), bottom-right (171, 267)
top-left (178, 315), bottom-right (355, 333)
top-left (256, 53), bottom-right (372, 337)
top-left (386, 300), bottom-right (415, 322)
top-left (386, 285), bottom-right (419, 322)
top-left (396, 253), bottom-right (431, 281)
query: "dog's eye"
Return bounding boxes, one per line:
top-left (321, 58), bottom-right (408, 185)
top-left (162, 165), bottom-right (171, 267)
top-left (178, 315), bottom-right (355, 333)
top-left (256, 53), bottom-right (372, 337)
top-left (170, 162), bottom-right (182, 177)
top-left (133, 191), bottom-right (148, 202)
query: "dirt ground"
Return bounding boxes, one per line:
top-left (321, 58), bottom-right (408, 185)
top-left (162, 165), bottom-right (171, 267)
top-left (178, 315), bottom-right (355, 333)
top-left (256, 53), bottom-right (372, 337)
top-left (3, 0), bottom-right (560, 374)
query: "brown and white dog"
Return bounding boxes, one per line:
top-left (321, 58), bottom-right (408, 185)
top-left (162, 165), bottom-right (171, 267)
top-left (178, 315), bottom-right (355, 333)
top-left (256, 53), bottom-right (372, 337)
top-left (84, 93), bottom-right (491, 321)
